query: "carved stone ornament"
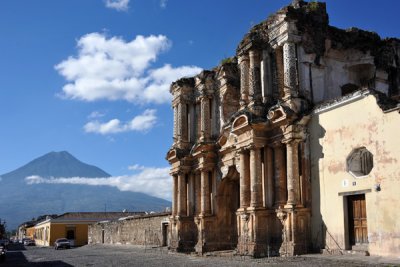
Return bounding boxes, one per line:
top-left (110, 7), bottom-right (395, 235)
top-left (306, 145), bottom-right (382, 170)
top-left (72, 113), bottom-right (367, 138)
top-left (241, 214), bottom-right (249, 222)
top-left (220, 166), bottom-right (229, 179)
top-left (267, 105), bottom-right (287, 124)
top-left (276, 208), bottom-right (287, 225)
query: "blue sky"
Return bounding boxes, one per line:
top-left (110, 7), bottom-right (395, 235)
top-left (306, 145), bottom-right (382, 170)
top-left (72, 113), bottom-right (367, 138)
top-left (0, 0), bottom-right (398, 200)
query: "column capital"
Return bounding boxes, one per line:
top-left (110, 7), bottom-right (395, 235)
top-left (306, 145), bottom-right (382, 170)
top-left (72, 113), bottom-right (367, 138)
top-left (281, 124), bottom-right (307, 144)
top-left (198, 165), bottom-right (214, 172)
top-left (173, 168), bottom-right (191, 176)
top-left (249, 49), bottom-right (260, 58)
top-left (269, 140), bottom-right (284, 148)
top-left (238, 53), bottom-right (249, 64)
top-left (281, 137), bottom-right (302, 145)
top-left (237, 147), bottom-right (249, 155)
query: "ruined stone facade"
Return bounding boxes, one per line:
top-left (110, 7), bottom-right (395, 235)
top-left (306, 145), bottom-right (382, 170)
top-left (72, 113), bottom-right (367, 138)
top-left (166, 1), bottom-right (400, 257)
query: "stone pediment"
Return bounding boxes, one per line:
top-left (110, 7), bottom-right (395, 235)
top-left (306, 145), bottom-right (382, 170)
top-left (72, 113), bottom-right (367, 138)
top-left (191, 143), bottom-right (215, 158)
top-left (166, 147), bottom-right (185, 163)
top-left (217, 134), bottom-right (228, 147)
top-left (267, 104), bottom-right (295, 125)
top-left (231, 114), bottom-right (251, 135)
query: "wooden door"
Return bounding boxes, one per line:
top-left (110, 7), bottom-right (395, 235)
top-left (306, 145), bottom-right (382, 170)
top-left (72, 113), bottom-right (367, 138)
top-left (348, 194), bottom-right (368, 245)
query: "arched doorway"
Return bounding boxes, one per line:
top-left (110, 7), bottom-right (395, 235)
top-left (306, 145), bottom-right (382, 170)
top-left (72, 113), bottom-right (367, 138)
top-left (216, 166), bottom-right (240, 250)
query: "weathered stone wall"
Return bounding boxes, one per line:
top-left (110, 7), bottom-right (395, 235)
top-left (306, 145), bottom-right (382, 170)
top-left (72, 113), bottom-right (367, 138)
top-left (89, 213), bottom-right (170, 247)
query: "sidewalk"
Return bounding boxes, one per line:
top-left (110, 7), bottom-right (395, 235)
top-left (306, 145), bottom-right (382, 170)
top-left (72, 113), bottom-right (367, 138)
top-left (303, 253), bottom-right (400, 266)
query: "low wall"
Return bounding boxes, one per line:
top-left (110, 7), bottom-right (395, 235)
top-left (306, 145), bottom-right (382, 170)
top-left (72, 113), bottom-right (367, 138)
top-left (88, 213), bottom-right (170, 247)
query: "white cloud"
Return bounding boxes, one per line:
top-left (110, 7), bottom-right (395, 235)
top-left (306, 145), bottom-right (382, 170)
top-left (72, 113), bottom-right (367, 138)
top-left (88, 111), bottom-right (106, 119)
top-left (55, 33), bottom-right (202, 104)
top-left (160, 0), bottom-right (167, 9)
top-left (84, 109), bottom-right (157, 135)
top-left (25, 166), bottom-right (171, 200)
top-left (105, 0), bottom-right (130, 11)
top-left (128, 164), bottom-right (145, 171)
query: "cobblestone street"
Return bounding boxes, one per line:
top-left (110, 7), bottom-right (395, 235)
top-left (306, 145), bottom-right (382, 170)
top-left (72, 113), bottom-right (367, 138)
top-left (1, 244), bottom-right (400, 267)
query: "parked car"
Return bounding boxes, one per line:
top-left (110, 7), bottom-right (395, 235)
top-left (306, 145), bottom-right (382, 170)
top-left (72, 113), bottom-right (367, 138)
top-left (23, 239), bottom-right (35, 246)
top-left (54, 238), bottom-right (71, 250)
top-left (0, 239), bottom-right (8, 249)
top-left (0, 242), bottom-right (6, 262)
top-left (20, 238), bottom-right (30, 244)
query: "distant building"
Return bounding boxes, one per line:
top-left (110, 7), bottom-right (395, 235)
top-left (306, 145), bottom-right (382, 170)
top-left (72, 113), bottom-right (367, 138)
top-left (34, 212), bottom-right (144, 247)
top-left (166, 0), bottom-right (400, 258)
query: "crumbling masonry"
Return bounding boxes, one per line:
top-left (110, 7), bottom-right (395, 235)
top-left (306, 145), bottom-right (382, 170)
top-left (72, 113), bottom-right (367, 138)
top-left (166, 0), bottom-right (400, 257)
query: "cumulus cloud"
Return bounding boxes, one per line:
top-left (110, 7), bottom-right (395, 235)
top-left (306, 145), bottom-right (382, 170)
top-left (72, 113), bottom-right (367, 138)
top-left (25, 166), bottom-right (171, 200)
top-left (55, 33), bottom-right (202, 104)
top-left (105, 0), bottom-right (130, 11)
top-left (84, 109), bottom-right (157, 134)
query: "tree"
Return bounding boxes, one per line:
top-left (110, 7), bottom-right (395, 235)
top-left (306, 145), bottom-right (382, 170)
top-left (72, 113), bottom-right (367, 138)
top-left (0, 219), bottom-right (5, 239)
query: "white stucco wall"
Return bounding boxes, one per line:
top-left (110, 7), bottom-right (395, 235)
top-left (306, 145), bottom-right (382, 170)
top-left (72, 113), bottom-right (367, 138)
top-left (309, 93), bottom-right (400, 257)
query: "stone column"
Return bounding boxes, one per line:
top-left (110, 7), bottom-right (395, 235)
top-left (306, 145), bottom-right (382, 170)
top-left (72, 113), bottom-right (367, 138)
top-left (265, 146), bottom-right (274, 208)
top-left (273, 144), bottom-right (287, 206)
top-left (178, 103), bottom-right (188, 142)
top-left (195, 172), bottom-right (201, 214)
top-left (249, 49), bottom-right (262, 106)
top-left (238, 54), bottom-right (250, 107)
top-left (172, 175), bottom-right (178, 216)
top-left (250, 146), bottom-right (262, 208)
top-left (200, 96), bottom-right (210, 141)
top-left (173, 105), bottom-right (178, 142)
top-left (283, 42), bottom-right (298, 99)
top-left (187, 173), bottom-right (194, 216)
top-left (177, 173), bottom-right (187, 216)
top-left (196, 103), bottom-right (201, 140)
top-left (285, 140), bottom-right (300, 206)
top-left (275, 47), bottom-right (284, 99)
top-left (261, 50), bottom-right (273, 103)
top-left (239, 150), bottom-right (250, 208)
top-left (200, 170), bottom-right (211, 215)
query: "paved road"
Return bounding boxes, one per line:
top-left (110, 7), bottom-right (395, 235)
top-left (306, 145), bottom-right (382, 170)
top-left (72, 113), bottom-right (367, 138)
top-left (1, 243), bottom-right (399, 267)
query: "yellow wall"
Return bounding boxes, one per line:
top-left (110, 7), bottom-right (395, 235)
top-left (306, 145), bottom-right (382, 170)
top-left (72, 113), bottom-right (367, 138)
top-left (35, 221), bottom-right (90, 247)
top-left (309, 94), bottom-right (400, 257)
top-left (49, 224), bottom-right (89, 247)
top-left (26, 227), bottom-right (35, 239)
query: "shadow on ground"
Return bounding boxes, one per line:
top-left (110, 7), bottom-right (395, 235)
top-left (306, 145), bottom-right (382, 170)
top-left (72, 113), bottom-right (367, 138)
top-left (0, 243), bottom-right (72, 267)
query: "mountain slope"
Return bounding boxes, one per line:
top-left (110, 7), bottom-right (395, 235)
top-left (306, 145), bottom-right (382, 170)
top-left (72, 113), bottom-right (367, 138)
top-left (1, 151), bottom-right (111, 180)
top-left (0, 151), bottom-right (170, 230)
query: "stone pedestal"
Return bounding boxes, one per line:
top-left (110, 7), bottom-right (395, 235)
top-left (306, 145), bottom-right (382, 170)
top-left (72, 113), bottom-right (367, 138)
top-left (237, 208), bottom-right (277, 257)
top-left (194, 215), bottom-right (215, 254)
top-left (276, 207), bottom-right (310, 256)
top-left (169, 216), bottom-right (197, 252)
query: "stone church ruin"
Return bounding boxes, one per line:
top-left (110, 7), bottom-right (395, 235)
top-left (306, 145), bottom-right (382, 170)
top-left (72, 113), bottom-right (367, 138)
top-left (166, 0), bottom-right (400, 257)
